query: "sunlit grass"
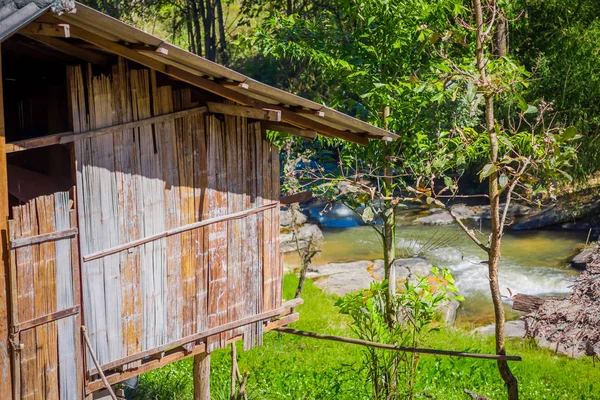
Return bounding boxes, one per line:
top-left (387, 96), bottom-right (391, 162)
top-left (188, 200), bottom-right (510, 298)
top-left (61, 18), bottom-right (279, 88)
top-left (133, 274), bottom-right (600, 399)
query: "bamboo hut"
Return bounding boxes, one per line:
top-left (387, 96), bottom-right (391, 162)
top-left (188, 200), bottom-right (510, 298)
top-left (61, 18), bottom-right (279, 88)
top-left (0, 1), bottom-right (396, 398)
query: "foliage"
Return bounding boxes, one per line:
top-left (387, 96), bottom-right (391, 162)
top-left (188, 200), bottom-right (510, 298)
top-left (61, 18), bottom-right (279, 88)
top-left (510, 0), bottom-right (600, 178)
top-left (133, 274), bottom-right (600, 399)
top-left (335, 269), bottom-right (461, 399)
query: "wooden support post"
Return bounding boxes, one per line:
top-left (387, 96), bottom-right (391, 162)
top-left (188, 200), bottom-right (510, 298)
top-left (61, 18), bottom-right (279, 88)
top-left (193, 352), bottom-right (210, 400)
top-left (0, 43), bottom-right (13, 400)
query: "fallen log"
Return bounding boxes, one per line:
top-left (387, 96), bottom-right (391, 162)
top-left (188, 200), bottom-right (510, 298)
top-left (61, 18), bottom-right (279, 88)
top-left (512, 293), bottom-right (558, 313)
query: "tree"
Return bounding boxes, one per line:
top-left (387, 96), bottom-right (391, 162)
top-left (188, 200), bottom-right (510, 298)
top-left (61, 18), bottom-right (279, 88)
top-left (417, 1), bottom-right (580, 398)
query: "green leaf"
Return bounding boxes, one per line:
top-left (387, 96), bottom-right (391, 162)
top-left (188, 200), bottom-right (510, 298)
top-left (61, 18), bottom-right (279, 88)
top-left (561, 126), bottom-right (579, 141)
top-left (499, 174), bottom-right (509, 188)
top-left (361, 206), bottom-right (375, 223)
top-left (443, 176), bottom-right (453, 187)
top-left (556, 169), bottom-right (573, 182)
top-left (499, 135), bottom-right (513, 149)
top-left (523, 105), bottom-right (538, 115)
top-left (479, 163), bottom-right (497, 180)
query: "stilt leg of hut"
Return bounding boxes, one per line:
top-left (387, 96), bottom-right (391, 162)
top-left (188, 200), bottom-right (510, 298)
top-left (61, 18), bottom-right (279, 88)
top-left (0, 44), bottom-right (13, 400)
top-left (193, 352), bottom-right (210, 400)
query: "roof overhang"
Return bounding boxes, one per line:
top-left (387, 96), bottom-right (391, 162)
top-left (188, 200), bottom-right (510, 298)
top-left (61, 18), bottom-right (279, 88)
top-left (1, 1), bottom-right (399, 144)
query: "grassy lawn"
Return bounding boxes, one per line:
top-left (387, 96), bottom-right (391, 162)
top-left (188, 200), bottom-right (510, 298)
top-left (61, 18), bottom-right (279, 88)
top-left (133, 274), bottom-right (600, 399)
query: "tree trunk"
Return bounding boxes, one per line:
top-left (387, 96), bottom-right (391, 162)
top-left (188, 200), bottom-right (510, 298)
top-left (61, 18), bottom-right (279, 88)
top-left (382, 200), bottom-right (396, 326)
top-left (215, 0), bottom-right (228, 64)
top-left (473, 0), bottom-right (518, 398)
top-left (493, 14), bottom-right (507, 57)
top-left (194, 352), bottom-right (211, 400)
top-left (190, 0), bottom-right (203, 56)
top-left (294, 260), bottom-right (309, 300)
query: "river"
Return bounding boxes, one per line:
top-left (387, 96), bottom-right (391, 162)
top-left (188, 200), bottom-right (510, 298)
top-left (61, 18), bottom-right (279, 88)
top-left (284, 204), bottom-right (587, 326)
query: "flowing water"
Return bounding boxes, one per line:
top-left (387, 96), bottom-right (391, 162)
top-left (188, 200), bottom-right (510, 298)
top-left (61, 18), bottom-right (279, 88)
top-left (284, 204), bottom-right (587, 326)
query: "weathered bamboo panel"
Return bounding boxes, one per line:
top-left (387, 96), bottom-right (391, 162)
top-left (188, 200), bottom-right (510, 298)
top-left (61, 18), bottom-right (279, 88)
top-left (9, 192), bottom-right (80, 400)
top-left (67, 60), bottom-right (281, 376)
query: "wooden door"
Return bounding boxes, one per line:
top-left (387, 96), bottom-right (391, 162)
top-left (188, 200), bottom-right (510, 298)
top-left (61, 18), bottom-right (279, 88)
top-left (7, 191), bottom-right (83, 400)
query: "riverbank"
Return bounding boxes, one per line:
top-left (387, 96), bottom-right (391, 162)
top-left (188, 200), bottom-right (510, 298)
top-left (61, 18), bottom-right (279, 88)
top-left (133, 275), bottom-right (600, 399)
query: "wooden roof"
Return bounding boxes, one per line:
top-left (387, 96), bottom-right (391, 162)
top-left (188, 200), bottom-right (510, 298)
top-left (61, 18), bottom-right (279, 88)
top-left (0, 1), bottom-right (398, 145)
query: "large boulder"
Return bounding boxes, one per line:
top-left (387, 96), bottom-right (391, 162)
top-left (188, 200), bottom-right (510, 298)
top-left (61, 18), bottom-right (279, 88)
top-left (280, 208), bottom-right (308, 230)
top-left (571, 248), bottom-right (594, 270)
top-left (370, 257), bottom-right (434, 281)
top-left (280, 223), bottom-right (323, 253)
top-left (306, 260), bottom-right (374, 297)
top-left (307, 258), bottom-right (460, 325)
top-left (472, 320), bottom-right (527, 338)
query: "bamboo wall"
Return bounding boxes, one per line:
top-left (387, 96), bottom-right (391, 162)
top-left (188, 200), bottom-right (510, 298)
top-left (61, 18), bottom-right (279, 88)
top-left (8, 192), bottom-right (82, 400)
top-left (67, 60), bottom-right (282, 370)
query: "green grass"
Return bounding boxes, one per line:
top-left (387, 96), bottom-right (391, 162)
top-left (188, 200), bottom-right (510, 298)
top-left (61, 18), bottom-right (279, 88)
top-left (133, 275), bottom-right (600, 399)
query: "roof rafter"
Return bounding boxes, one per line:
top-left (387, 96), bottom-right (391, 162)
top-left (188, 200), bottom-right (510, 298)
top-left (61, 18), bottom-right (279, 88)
top-left (63, 21), bottom-right (370, 145)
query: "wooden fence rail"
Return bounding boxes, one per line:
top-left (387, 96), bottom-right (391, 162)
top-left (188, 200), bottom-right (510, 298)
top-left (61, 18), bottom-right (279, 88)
top-left (275, 328), bottom-right (522, 362)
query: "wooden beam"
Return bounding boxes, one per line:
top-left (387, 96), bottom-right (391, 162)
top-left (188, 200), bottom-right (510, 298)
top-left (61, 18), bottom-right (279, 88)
top-left (128, 43), bottom-right (168, 56)
top-left (275, 328), bottom-right (523, 361)
top-left (263, 121), bottom-right (317, 140)
top-left (193, 353), bottom-right (210, 400)
top-left (10, 227), bottom-right (78, 249)
top-left (15, 305), bottom-right (80, 332)
top-left (19, 34), bottom-right (109, 66)
top-left (292, 107), bottom-right (325, 118)
top-left (83, 202), bottom-right (278, 262)
top-left (279, 191), bottom-right (313, 205)
top-left (64, 23), bottom-right (369, 145)
top-left (19, 22), bottom-right (70, 38)
top-left (88, 298), bottom-right (303, 375)
top-left (6, 105), bottom-right (208, 153)
top-left (206, 102), bottom-right (281, 121)
top-left (0, 43), bottom-right (13, 400)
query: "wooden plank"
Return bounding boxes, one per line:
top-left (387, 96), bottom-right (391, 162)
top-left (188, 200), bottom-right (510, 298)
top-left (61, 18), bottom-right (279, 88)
top-left (20, 34), bottom-right (108, 66)
top-left (192, 107), bottom-right (208, 338)
top-left (0, 44), bottom-right (12, 400)
top-left (263, 122), bottom-right (317, 140)
top-left (6, 105), bottom-right (208, 153)
top-left (16, 305), bottom-right (80, 332)
top-left (89, 298), bottom-right (303, 375)
top-left (34, 194), bottom-right (59, 399)
top-left (20, 22), bottom-right (70, 37)
top-left (10, 228), bottom-right (78, 249)
top-left (271, 144), bottom-right (282, 308)
top-left (156, 84), bottom-right (183, 344)
top-left (7, 220), bottom-right (21, 400)
top-left (82, 202), bottom-right (278, 262)
top-left (87, 342), bottom-right (207, 392)
top-left (71, 65), bottom-right (111, 367)
top-left (264, 313), bottom-right (299, 330)
top-left (206, 115), bottom-right (228, 351)
top-left (280, 191), bottom-right (313, 205)
top-left (69, 208), bottom-right (84, 400)
top-left (206, 102), bottom-right (281, 122)
top-left (109, 59), bottom-right (142, 369)
top-left (16, 201), bottom-right (36, 400)
top-left (131, 68), bottom-right (168, 352)
top-left (225, 114), bottom-right (241, 340)
top-left (86, 305), bottom-right (294, 392)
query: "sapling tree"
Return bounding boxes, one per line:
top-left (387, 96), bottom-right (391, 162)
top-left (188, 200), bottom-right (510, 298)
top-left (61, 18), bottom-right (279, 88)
top-left (411, 1), bottom-right (580, 398)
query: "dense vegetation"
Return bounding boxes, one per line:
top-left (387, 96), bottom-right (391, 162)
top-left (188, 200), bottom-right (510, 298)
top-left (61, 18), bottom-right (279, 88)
top-left (133, 275), bottom-right (600, 399)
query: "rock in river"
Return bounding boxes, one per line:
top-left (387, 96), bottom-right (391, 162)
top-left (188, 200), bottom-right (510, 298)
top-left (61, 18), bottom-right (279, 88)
top-left (280, 223), bottom-right (323, 253)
